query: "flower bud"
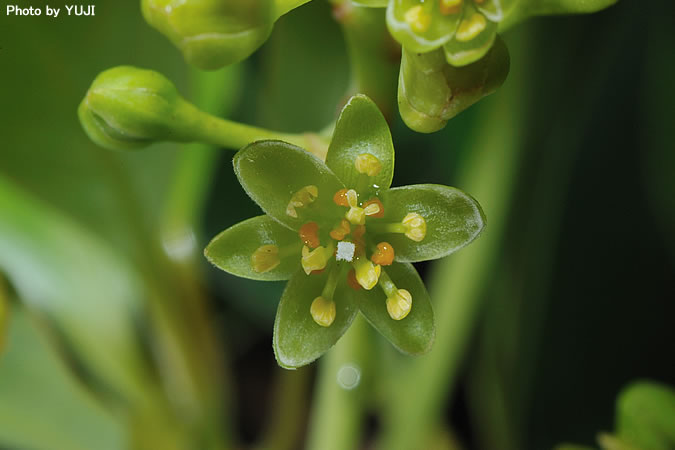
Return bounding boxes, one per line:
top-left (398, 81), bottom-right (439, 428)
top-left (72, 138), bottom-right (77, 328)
top-left (141, 0), bottom-right (274, 70)
top-left (310, 296), bottom-right (336, 327)
top-left (78, 66), bottom-right (196, 150)
top-left (398, 35), bottom-right (509, 133)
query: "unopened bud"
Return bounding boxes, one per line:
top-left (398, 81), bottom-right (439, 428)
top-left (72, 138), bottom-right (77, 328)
top-left (398, 36), bottom-right (509, 133)
top-left (141, 0), bottom-right (274, 70)
top-left (78, 66), bottom-right (196, 150)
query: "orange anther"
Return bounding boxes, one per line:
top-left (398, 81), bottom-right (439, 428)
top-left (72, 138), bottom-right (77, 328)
top-left (363, 198), bottom-right (384, 218)
top-left (299, 222), bottom-right (320, 248)
top-left (333, 188), bottom-right (350, 207)
top-left (330, 219), bottom-right (351, 241)
top-left (347, 269), bottom-right (362, 291)
top-left (371, 242), bottom-right (395, 266)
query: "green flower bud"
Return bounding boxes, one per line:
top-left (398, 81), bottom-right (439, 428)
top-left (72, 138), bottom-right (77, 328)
top-left (398, 35), bottom-right (509, 133)
top-left (78, 66), bottom-right (197, 150)
top-left (141, 0), bottom-right (275, 70)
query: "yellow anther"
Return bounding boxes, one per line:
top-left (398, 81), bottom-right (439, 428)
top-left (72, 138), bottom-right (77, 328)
top-left (354, 259), bottom-right (381, 290)
top-left (354, 153), bottom-right (383, 177)
top-left (310, 296), bottom-right (336, 327)
top-left (346, 206), bottom-right (366, 225)
top-left (404, 5), bottom-right (431, 34)
top-left (439, 0), bottom-right (462, 15)
top-left (386, 289), bottom-right (412, 320)
top-left (286, 185), bottom-right (319, 218)
top-left (301, 245), bottom-right (330, 275)
top-left (364, 202), bottom-right (381, 217)
top-left (455, 13), bottom-right (486, 42)
top-left (346, 189), bottom-right (359, 208)
top-left (251, 245), bottom-right (280, 273)
top-left (402, 212), bottom-right (427, 242)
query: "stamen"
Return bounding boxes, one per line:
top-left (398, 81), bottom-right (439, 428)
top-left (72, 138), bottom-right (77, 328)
top-left (404, 5), bottom-right (431, 33)
top-left (439, 0), bottom-right (462, 15)
top-left (363, 198), bottom-right (384, 218)
top-left (299, 222), bottom-right (320, 248)
top-left (346, 189), bottom-right (359, 208)
top-left (371, 242), bottom-right (395, 266)
top-left (310, 296), bottom-right (336, 327)
top-left (301, 244), bottom-right (331, 275)
top-left (387, 289), bottom-right (413, 320)
top-left (455, 13), bottom-right (486, 42)
top-left (353, 258), bottom-right (381, 290)
top-left (346, 206), bottom-right (366, 225)
top-left (402, 212), bottom-right (427, 242)
top-left (333, 188), bottom-right (350, 207)
top-left (330, 219), bottom-right (351, 241)
top-left (378, 270), bottom-right (412, 320)
top-left (354, 153), bottom-right (383, 177)
top-left (251, 244), bottom-right (280, 273)
top-left (286, 185), bottom-right (319, 218)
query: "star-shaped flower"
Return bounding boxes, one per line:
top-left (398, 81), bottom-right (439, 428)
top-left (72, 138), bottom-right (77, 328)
top-left (387, 0), bottom-right (510, 66)
top-left (205, 95), bottom-right (485, 368)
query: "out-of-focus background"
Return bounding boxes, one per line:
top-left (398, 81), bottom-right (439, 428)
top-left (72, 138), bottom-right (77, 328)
top-left (0, 1), bottom-right (673, 449)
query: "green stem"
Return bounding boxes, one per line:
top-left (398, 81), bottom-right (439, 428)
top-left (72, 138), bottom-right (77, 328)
top-left (255, 367), bottom-right (312, 450)
top-left (306, 314), bottom-right (372, 450)
top-left (375, 30), bottom-right (531, 450)
top-left (0, 274), bottom-right (8, 354)
top-left (331, 1), bottom-right (399, 120)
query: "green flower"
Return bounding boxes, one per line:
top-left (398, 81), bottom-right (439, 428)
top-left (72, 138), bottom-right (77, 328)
top-left (205, 95), bottom-right (485, 368)
top-left (386, 0), bottom-right (617, 67)
top-left (388, 0), bottom-right (512, 66)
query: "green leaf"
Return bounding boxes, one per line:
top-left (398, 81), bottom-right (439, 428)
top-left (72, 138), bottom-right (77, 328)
top-left (234, 140), bottom-right (345, 230)
top-left (273, 268), bottom-right (358, 368)
top-left (376, 184), bottom-right (486, 262)
top-left (443, 5), bottom-right (498, 67)
top-left (387, 0), bottom-right (461, 53)
top-left (615, 381), bottom-right (675, 450)
top-left (398, 37), bottom-right (509, 133)
top-left (326, 94), bottom-right (395, 190)
top-left (0, 310), bottom-right (124, 450)
top-left (0, 278), bottom-right (7, 356)
top-left (0, 175), bottom-right (152, 407)
top-left (205, 215), bottom-right (301, 281)
top-left (355, 262), bottom-right (434, 355)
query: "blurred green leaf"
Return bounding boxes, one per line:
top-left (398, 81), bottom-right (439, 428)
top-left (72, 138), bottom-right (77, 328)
top-left (0, 175), bottom-right (152, 407)
top-left (355, 262), bottom-right (434, 355)
top-left (0, 277), bottom-right (8, 355)
top-left (205, 215), bottom-right (301, 280)
top-left (615, 381), bottom-right (675, 450)
top-left (377, 184), bottom-right (486, 262)
top-left (273, 268), bottom-right (358, 368)
top-left (0, 309), bottom-right (124, 450)
top-left (326, 94), bottom-right (395, 190)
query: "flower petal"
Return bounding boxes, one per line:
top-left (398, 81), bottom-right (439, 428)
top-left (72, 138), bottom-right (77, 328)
top-left (204, 215), bottom-right (301, 281)
top-left (273, 267), bottom-right (358, 369)
top-left (355, 262), bottom-right (434, 355)
top-left (443, 5), bottom-right (497, 67)
top-left (234, 140), bottom-right (345, 230)
top-left (376, 184), bottom-right (485, 262)
top-left (326, 95), bottom-right (395, 190)
top-left (387, 0), bottom-right (462, 53)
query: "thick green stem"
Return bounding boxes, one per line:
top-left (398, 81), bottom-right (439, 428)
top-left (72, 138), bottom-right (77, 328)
top-left (306, 315), bottom-right (372, 450)
top-left (376, 30), bottom-right (531, 450)
top-left (331, 1), bottom-right (399, 120)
